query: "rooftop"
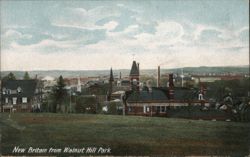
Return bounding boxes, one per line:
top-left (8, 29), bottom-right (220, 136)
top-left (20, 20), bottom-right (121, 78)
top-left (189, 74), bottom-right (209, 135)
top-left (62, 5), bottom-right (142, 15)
top-left (129, 61), bottom-right (139, 76)
top-left (126, 87), bottom-right (202, 103)
top-left (1, 79), bottom-right (40, 97)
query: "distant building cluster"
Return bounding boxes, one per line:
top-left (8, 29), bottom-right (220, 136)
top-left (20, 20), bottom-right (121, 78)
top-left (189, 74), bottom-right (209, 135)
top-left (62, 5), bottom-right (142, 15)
top-left (1, 60), bottom-right (249, 121)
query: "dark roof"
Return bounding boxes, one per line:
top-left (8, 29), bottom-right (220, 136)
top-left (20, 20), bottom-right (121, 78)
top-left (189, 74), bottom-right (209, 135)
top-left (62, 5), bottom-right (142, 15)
top-left (1, 80), bottom-right (39, 97)
top-left (121, 80), bottom-right (130, 86)
top-left (173, 87), bottom-right (198, 100)
top-left (129, 61), bottom-right (139, 76)
top-left (127, 87), bottom-right (168, 102)
top-left (126, 87), bottom-right (202, 102)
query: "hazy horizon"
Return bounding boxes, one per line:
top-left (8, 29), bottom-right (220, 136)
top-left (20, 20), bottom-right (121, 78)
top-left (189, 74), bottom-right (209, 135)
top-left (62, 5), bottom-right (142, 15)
top-left (1, 64), bottom-right (249, 72)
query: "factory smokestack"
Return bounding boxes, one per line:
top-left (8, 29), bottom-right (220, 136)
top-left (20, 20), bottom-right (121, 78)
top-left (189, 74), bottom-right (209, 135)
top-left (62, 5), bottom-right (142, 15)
top-left (137, 63), bottom-right (140, 75)
top-left (169, 73), bottom-right (174, 100)
top-left (157, 66), bottom-right (160, 87)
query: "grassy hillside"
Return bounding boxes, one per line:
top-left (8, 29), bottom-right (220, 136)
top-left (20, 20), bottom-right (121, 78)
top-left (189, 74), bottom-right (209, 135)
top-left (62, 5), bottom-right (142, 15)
top-left (1, 113), bottom-right (250, 156)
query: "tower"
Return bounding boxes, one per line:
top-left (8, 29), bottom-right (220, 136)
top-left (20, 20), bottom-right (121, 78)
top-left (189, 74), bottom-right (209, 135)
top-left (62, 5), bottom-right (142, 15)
top-left (107, 68), bottom-right (114, 101)
top-left (129, 61), bottom-right (140, 91)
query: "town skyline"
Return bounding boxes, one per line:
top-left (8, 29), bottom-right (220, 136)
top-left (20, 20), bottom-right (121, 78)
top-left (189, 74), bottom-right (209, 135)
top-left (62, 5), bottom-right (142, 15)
top-left (1, 0), bottom-right (249, 71)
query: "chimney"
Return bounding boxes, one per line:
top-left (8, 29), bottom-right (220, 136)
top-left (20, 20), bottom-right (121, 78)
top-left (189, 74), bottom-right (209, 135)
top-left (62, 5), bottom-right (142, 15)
top-left (137, 63), bottom-right (140, 75)
top-left (169, 73), bottom-right (174, 100)
top-left (157, 66), bottom-right (160, 87)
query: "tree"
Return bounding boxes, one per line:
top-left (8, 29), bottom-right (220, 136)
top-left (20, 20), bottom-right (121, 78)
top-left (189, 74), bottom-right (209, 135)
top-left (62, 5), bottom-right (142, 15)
top-left (2, 72), bottom-right (16, 80)
top-left (75, 96), bottom-right (97, 113)
top-left (51, 75), bottom-right (67, 113)
top-left (23, 71), bottom-right (30, 80)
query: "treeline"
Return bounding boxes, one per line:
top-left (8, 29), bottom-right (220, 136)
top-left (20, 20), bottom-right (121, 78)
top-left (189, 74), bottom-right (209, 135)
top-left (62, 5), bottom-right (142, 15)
top-left (205, 79), bottom-right (249, 102)
top-left (1, 72), bottom-right (31, 80)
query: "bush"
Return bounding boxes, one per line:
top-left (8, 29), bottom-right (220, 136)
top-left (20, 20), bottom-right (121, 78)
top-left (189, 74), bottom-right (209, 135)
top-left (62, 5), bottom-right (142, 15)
top-left (107, 101), bottom-right (123, 115)
top-left (75, 96), bottom-right (97, 113)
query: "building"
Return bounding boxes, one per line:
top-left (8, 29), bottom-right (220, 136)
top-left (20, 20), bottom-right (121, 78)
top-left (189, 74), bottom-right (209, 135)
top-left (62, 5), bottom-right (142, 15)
top-left (124, 86), bottom-right (209, 117)
top-left (123, 61), bottom-right (209, 117)
top-left (1, 80), bottom-right (43, 112)
top-left (116, 71), bottom-right (130, 91)
top-left (192, 75), bottom-right (245, 84)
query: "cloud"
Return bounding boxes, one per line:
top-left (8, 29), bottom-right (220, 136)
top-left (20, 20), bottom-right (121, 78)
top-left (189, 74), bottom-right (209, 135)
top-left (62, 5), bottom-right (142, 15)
top-left (129, 21), bottom-right (185, 49)
top-left (103, 21), bottom-right (119, 31)
top-left (2, 20), bottom-right (248, 71)
top-left (6, 39), bottom-right (76, 55)
top-left (2, 29), bottom-right (33, 49)
top-left (1, 2), bottom-right (248, 71)
top-left (51, 6), bottom-right (121, 30)
top-left (3, 29), bottom-right (32, 40)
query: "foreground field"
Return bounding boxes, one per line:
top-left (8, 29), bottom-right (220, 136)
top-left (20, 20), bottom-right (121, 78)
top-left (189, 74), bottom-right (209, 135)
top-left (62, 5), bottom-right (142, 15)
top-left (1, 113), bottom-right (250, 156)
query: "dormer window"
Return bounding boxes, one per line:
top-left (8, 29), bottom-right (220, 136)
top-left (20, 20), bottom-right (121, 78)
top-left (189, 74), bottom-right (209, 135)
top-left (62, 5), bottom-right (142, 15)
top-left (198, 93), bottom-right (203, 100)
top-left (17, 87), bottom-right (22, 93)
top-left (2, 87), bottom-right (6, 95)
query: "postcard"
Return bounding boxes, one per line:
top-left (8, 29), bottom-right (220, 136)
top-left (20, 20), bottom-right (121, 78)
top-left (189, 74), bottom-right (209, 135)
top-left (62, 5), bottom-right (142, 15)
top-left (0, 0), bottom-right (249, 156)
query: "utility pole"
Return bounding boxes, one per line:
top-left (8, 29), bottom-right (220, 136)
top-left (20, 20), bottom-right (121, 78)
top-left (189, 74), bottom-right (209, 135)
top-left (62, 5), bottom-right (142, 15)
top-left (69, 89), bottom-right (72, 113)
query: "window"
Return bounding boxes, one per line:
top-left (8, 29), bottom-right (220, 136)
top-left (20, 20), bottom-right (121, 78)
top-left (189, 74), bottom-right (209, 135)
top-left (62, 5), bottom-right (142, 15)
top-left (143, 106), bottom-right (146, 113)
top-left (157, 106), bottom-right (160, 112)
top-left (22, 97), bottom-right (27, 103)
top-left (132, 79), bottom-right (137, 85)
top-left (198, 93), bottom-right (203, 100)
top-left (161, 106), bottom-right (166, 113)
top-left (128, 107), bottom-right (132, 112)
top-left (5, 97), bottom-right (8, 104)
top-left (13, 97), bottom-right (17, 105)
top-left (146, 107), bottom-right (150, 112)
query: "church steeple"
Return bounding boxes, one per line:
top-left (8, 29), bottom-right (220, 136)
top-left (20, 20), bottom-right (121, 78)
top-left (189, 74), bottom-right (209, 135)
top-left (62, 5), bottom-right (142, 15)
top-left (107, 68), bottom-right (114, 101)
top-left (109, 68), bottom-right (114, 82)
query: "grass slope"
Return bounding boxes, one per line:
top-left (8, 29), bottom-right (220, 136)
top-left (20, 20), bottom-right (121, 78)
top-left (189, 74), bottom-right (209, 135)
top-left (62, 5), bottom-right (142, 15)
top-left (1, 113), bottom-right (250, 156)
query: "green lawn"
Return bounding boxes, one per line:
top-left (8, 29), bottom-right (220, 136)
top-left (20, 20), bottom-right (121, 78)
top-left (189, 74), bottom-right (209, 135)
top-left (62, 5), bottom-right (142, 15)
top-left (1, 113), bottom-right (250, 156)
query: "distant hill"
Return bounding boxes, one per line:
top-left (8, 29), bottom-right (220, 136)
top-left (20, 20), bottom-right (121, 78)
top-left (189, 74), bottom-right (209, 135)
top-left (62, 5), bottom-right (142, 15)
top-left (1, 65), bottom-right (249, 79)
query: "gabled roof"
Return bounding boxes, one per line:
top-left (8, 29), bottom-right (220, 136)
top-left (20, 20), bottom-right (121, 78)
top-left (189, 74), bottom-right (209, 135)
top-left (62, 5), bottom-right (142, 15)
top-left (129, 61), bottom-right (139, 76)
top-left (1, 80), bottom-right (39, 97)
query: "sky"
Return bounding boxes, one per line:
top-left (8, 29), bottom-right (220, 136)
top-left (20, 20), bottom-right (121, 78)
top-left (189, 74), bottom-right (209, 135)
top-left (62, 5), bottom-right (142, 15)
top-left (1, 0), bottom-right (249, 71)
